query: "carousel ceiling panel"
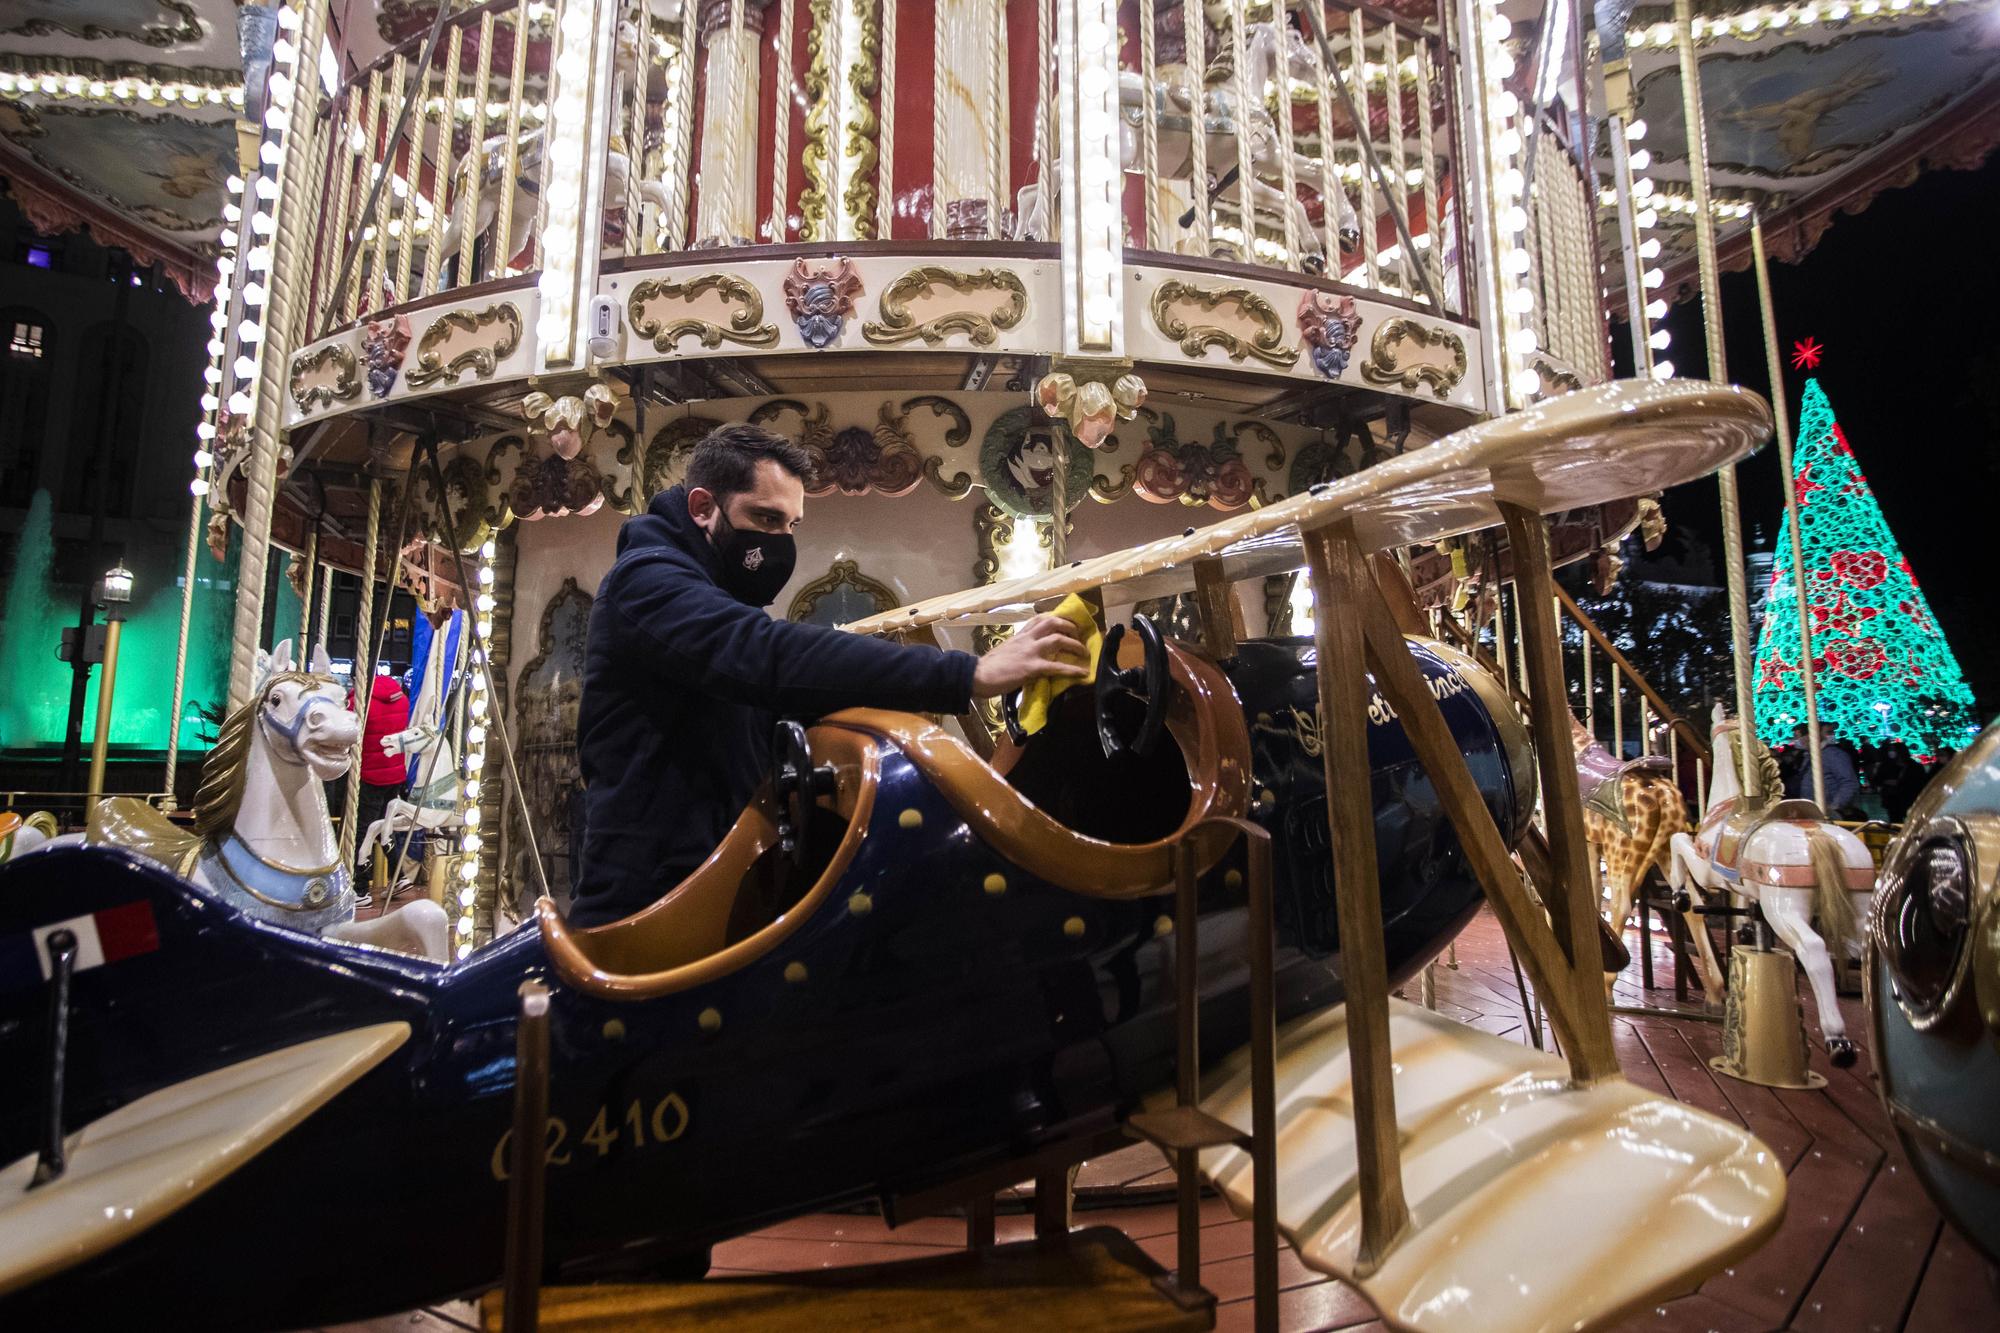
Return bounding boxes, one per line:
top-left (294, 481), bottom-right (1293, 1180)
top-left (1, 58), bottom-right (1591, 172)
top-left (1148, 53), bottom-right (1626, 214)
top-left (0, 0), bottom-right (233, 59)
top-left (1599, 4), bottom-right (2000, 290)
top-left (0, 98), bottom-right (232, 234)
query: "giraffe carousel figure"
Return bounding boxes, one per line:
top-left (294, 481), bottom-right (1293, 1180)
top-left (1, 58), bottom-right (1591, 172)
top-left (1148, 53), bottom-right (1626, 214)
top-left (78, 641), bottom-right (451, 961)
top-left (1573, 713), bottom-right (1726, 1004)
top-left (1668, 704), bottom-right (1875, 1064)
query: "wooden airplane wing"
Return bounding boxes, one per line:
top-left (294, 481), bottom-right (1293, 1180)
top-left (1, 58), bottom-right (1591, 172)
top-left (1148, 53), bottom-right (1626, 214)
top-left (841, 378), bottom-right (1769, 632)
top-left (1173, 1001), bottom-right (1786, 1333)
top-left (0, 1022), bottom-right (410, 1297)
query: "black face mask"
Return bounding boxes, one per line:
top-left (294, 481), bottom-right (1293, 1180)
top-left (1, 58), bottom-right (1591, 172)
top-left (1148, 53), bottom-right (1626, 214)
top-left (708, 508), bottom-right (797, 607)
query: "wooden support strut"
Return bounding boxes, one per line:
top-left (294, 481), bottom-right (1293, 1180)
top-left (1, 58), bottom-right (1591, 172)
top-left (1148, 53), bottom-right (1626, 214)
top-left (1300, 519), bottom-right (1409, 1270)
top-left (1346, 528), bottom-right (1620, 1084)
top-left (1499, 503), bottom-right (1621, 1079)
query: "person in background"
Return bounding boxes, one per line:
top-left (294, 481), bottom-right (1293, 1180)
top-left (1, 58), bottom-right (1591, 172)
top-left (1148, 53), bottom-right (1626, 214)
top-left (1818, 730), bottom-right (1862, 820)
top-left (349, 666), bottom-right (411, 897)
top-left (1780, 723), bottom-right (1812, 800)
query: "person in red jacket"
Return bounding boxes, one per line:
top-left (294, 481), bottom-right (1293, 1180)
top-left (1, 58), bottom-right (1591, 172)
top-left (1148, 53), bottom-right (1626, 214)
top-left (350, 668), bottom-right (412, 889)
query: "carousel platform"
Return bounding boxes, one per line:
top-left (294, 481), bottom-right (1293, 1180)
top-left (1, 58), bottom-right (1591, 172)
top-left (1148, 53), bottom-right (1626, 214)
top-left (315, 910), bottom-right (2000, 1333)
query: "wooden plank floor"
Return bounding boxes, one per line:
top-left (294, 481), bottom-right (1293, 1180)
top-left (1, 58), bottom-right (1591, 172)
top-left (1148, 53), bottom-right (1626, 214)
top-left (323, 911), bottom-right (2000, 1333)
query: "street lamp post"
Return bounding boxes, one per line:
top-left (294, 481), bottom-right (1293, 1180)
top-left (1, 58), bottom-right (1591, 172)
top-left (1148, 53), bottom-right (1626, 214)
top-left (85, 562), bottom-right (134, 822)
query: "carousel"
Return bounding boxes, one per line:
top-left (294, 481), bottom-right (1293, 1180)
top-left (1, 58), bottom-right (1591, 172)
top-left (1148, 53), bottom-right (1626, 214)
top-left (1, 0), bottom-right (1998, 1328)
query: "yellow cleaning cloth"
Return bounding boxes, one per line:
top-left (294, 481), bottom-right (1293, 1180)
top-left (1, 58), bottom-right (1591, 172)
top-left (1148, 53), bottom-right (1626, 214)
top-left (1017, 594), bottom-right (1103, 736)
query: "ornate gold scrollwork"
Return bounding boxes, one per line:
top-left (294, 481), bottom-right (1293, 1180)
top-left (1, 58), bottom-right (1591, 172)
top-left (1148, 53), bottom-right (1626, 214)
top-left (862, 267), bottom-right (1028, 347)
top-left (1358, 317), bottom-right (1468, 397)
top-left (901, 395), bottom-right (972, 448)
top-left (1147, 279), bottom-right (1299, 369)
top-left (1091, 464), bottom-right (1138, 503)
top-left (923, 455), bottom-right (976, 500)
top-left (627, 274), bottom-right (780, 352)
top-left (787, 558), bottom-right (898, 624)
top-left (1531, 356), bottom-right (1584, 397)
top-left (483, 434), bottom-right (529, 528)
top-left (972, 502), bottom-right (1016, 585)
top-left (404, 303), bottom-right (524, 389)
top-left (427, 453), bottom-right (494, 554)
top-left (610, 415), bottom-right (724, 513)
top-left (288, 342), bottom-right (362, 411)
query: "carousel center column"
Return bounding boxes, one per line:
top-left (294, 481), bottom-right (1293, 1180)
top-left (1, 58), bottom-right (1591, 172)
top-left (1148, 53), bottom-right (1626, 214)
top-left (695, 0), bottom-right (772, 246)
top-left (932, 0), bottom-right (1010, 238)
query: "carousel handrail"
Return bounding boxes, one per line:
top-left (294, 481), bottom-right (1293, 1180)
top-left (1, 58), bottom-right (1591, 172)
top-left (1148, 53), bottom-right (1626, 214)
top-left (1554, 583), bottom-right (1711, 764)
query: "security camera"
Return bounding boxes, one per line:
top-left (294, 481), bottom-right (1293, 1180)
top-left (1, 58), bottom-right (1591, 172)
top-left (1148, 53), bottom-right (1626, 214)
top-left (587, 295), bottom-right (622, 362)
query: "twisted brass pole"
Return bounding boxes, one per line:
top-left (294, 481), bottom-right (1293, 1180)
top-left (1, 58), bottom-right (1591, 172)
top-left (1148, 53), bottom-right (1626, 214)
top-left (1676, 0), bottom-right (1758, 798)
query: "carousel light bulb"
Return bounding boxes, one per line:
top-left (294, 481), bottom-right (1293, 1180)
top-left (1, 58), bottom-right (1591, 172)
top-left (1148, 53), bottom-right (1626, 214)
top-left (463, 832), bottom-right (483, 853)
top-left (466, 724), bottom-right (487, 747)
top-left (1636, 208), bottom-right (1660, 230)
top-left (247, 246), bottom-right (272, 272)
top-left (200, 393), bottom-right (219, 412)
top-left (1652, 359), bottom-right (1676, 379)
top-left (477, 617), bottom-right (493, 638)
top-left (223, 202), bottom-right (241, 224)
top-left (459, 888), bottom-right (477, 907)
top-left (206, 338), bottom-right (225, 357)
top-left (191, 478), bottom-right (211, 496)
top-left (220, 227), bottom-right (239, 248)
top-left (480, 538), bottom-right (496, 559)
top-left (464, 807), bottom-right (482, 828)
top-left (259, 139), bottom-right (283, 166)
top-left (203, 365), bottom-right (223, 385)
top-left (476, 592), bottom-right (495, 612)
top-left (210, 308), bottom-right (229, 331)
top-left (455, 942), bottom-right (472, 960)
top-left (477, 566), bottom-right (494, 586)
top-left (250, 213), bottom-right (275, 237)
top-left (238, 319), bottom-right (263, 343)
top-left (470, 695), bottom-right (488, 718)
top-left (456, 916), bottom-right (473, 935)
top-left (194, 448), bottom-right (214, 468)
top-left (233, 354), bottom-right (258, 379)
top-left (1629, 149), bottom-right (1651, 171)
top-left (1509, 327), bottom-right (1539, 354)
top-left (277, 4), bottom-right (300, 30)
top-left (1626, 119), bottom-right (1648, 141)
top-left (196, 421), bottom-right (217, 441)
top-left (464, 779), bottom-right (481, 801)
top-left (228, 390), bottom-right (254, 414)
top-left (459, 859), bottom-right (478, 882)
top-left (1650, 328), bottom-right (1672, 350)
top-left (243, 282), bottom-right (267, 306)
top-left (1644, 268), bottom-right (1665, 288)
top-left (254, 175), bottom-right (278, 200)
top-left (1510, 368), bottom-right (1542, 399)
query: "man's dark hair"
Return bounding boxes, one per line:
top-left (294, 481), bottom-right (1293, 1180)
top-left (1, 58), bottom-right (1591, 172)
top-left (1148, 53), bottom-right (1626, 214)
top-left (684, 423), bottom-right (814, 503)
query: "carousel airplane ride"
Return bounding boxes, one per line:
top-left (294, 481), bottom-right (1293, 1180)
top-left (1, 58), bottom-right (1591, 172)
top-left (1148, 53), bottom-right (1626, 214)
top-left (0, 382), bottom-right (1789, 1331)
top-left (0, 0), bottom-right (1812, 1326)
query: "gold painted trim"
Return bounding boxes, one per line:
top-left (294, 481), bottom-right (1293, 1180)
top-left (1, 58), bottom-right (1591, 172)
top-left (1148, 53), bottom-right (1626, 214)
top-left (1147, 279), bottom-right (1299, 369)
top-left (2, 0), bottom-right (200, 49)
top-left (627, 273), bottom-right (781, 351)
top-left (288, 344), bottom-right (362, 412)
top-left (842, 0), bottom-right (881, 239)
top-left (923, 455), bottom-right (975, 500)
top-left (0, 53), bottom-right (241, 98)
top-left (1358, 317), bottom-right (1468, 397)
top-left (787, 557), bottom-right (899, 623)
top-left (861, 266), bottom-right (1028, 347)
top-left (403, 303), bottom-right (524, 389)
top-left (797, 0), bottom-right (836, 243)
top-left (1532, 356), bottom-right (1585, 397)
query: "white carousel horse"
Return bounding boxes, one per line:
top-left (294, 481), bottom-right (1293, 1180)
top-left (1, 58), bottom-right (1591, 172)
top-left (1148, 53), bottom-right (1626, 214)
top-left (434, 21), bottom-right (668, 268)
top-left (1667, 704), bottom-right (1875, 1065)
top-left (0, 809), bottom-right (59, 859)
top-left (81, 642), bottom-right (450, 962)
top-left (1015, 17), bottom-right (1360, 265)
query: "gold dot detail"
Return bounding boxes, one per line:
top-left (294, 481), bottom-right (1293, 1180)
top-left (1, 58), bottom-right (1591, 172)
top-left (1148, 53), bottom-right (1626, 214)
top-left (848, 891), bottom-right (873, 916)
top-left (983, 873), bottom-right (1007, 896)
top-left (1255, 789), bottom-right (1276, 811)
top-left (784, 961), bottom-right (808, 984)
top-left (697, 1007), bottom-right (722, 1034)
top-left (1154, 915), bottom-right (1174, 937)
top-left (898, 808), bottom-right (923, 829)
top-left (1224, 869), bottom-right (1243, 890)
top-left (601, 1019), bottom-right (627, 1042)
top-left (1063, 916), bottom-right (1086, 939)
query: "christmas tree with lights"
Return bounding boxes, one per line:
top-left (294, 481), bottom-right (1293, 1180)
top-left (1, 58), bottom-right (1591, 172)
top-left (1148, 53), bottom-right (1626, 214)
top-left (1753, 353), bottom-right (1981, 758)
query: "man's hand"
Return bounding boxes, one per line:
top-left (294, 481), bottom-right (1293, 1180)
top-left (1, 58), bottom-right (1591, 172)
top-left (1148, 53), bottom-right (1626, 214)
top-left (971, 613), bottom-right (1092, 698)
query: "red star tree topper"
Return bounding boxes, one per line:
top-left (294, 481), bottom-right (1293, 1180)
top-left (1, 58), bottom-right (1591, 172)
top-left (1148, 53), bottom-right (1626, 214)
top-left (1752, 378), bottom-right (1980, 757)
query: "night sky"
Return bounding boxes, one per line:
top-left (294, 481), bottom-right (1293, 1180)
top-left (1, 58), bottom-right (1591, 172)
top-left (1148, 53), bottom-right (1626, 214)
top-left (1613, 153), bottom-right (2000, 716)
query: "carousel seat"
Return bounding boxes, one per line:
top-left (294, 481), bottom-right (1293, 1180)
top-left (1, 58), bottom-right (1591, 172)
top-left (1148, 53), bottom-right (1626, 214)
top-left (539, 641), bottom-right (1251, 998)
top-left (1173, 1001), bottom-right (1787, 1333)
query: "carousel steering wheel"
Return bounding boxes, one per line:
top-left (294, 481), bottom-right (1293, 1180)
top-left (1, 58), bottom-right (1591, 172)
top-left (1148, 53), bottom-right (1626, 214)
top-left (1095, 615), bottom-right (1170, 761)
top-left (771, 721), bottom-right (838, 868)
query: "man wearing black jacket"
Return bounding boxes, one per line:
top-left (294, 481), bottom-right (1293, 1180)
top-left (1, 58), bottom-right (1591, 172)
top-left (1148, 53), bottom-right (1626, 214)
top-left (570, 423), bottom-right (1087, 927)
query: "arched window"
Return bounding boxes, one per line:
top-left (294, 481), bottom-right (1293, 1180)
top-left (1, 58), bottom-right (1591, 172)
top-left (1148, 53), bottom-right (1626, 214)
top-left (0, 306), bottom-right (53, 506)
top-left (62, 323), bottom-right (148, 518)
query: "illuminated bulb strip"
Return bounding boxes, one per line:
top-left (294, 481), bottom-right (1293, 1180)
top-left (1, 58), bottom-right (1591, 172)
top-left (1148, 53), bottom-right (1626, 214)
top-left (192, 167), bottom-right (250, 497)
top-left (1595, 186), bottom-right (1753, 221)
top-left (456, 541), bottom-right (498, 960)
top-left (1473, 0), bottom-right (1540, 404)
top-left (1625, 0), bottom-right (1960, 46)
top-left (0, 68), bottom-right (247, 107)
top-left (1622, 118), bottom-right (1676, 380)
top-left (536, 0), bottom-right (615, 370)
top-left (225, 1), bottom-right (305, 431)
top-left (1057, 0), bottom-right (1124, 356)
